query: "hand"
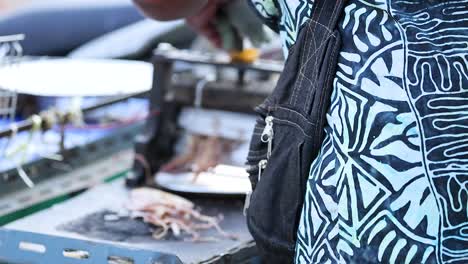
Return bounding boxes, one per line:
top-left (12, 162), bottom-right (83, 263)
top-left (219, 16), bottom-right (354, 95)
top-left (133, 0), bottom-right (208, 21)
top-left (186, 0), bottom-right (227, 48)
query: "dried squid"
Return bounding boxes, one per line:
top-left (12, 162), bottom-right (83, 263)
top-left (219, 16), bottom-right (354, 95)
top-left (160, 134), bottom-right (238, 182)
top-left (127, 188), bottom-right (237, 242)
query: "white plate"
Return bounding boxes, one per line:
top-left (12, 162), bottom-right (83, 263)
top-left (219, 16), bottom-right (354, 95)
top-left (0, 58), bottom-right (153, 96)
top-left (155, 164), bottom-right (251, 195)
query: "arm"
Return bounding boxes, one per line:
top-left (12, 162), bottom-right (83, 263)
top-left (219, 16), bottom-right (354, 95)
top-left (133, 0), bottom-right (224, 47)
top-left (132, 0), bottom-right (208, 21)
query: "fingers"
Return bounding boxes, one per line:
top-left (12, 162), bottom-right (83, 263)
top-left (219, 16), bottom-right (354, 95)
top-left (198, 25), bottom-right (222, 48)
top-left (133, 0), bottom-right (208, 20)
top-left (186, 0), bottom-right (223, 48)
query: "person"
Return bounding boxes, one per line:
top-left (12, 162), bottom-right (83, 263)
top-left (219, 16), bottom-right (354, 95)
top-left (133, 0), bottom-right (468, 263)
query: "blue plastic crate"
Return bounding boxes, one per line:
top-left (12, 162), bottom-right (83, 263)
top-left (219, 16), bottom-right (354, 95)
top-left (0, 228), bottom-right (182, 264)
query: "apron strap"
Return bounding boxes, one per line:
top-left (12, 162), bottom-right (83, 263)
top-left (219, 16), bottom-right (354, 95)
top-left (312, 0), bottom-right (347, 32)
top-left (287, 0), bottom-right (348, 114)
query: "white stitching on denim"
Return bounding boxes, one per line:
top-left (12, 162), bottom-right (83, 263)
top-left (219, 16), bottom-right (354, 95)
top-left (289, 0), bottom-right (342, 113)
top-left (297, 22), bottom-right (336, 78)
top-left (315, 33), bottom-right (339, 123)
top-left (273, 118), bottom-right (314, 138)
top-left (293, 6), bottom-right (323, 107)
top-left (328, 0), bottom-right (340, 29)
top-left (290, 21), bottom-right (313, 106)
top-left (310, 3), bottom-right (324, 108)
top-left (299, 23), bottom-right (314, 105)
top-left (304, 33), bottom-right (338, 113)
top-left (275, 106), bottom-right (317, 125)
top-left (304, 0), bottom-right (342, 112)
top-left (297, 33), bottom-right (335, 93)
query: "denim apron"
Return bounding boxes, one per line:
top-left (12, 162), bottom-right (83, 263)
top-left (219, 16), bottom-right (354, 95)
top-left (245, 0), bottom-right (347, 262)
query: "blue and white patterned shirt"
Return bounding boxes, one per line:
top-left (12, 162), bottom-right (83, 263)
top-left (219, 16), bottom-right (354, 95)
top-left (250, 0), bottom-right (468, 263)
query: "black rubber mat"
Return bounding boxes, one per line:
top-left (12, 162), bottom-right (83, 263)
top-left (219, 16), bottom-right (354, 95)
top-left (58, 198), bottom-right (256, 263)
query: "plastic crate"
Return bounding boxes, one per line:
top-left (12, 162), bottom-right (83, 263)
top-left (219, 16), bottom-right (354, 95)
top-left (0, 228), bottom-right (182, 264)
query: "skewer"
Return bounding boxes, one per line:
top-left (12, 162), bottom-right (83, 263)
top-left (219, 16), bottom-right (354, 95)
top-left (0, 92), bottom-right (147, 139)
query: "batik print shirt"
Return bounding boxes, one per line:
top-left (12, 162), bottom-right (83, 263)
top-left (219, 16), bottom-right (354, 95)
top-left (250, 0), bottom-right (468, 263)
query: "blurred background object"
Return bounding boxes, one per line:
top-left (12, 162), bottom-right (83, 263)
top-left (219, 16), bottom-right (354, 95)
top-left (0, 0), bottom-right (144, 56)
top-left (0, 1), bottom-right (286, 262)
top-left (0, 34), bottom-right (22, 129)
top-left (0, 0), bottom-right (31, 12)
top-left (68, 19), bottom-right (196, 60)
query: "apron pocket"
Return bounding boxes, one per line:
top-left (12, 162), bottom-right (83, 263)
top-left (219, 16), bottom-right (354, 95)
top-left (246, 112), bottom-right (313, 261)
